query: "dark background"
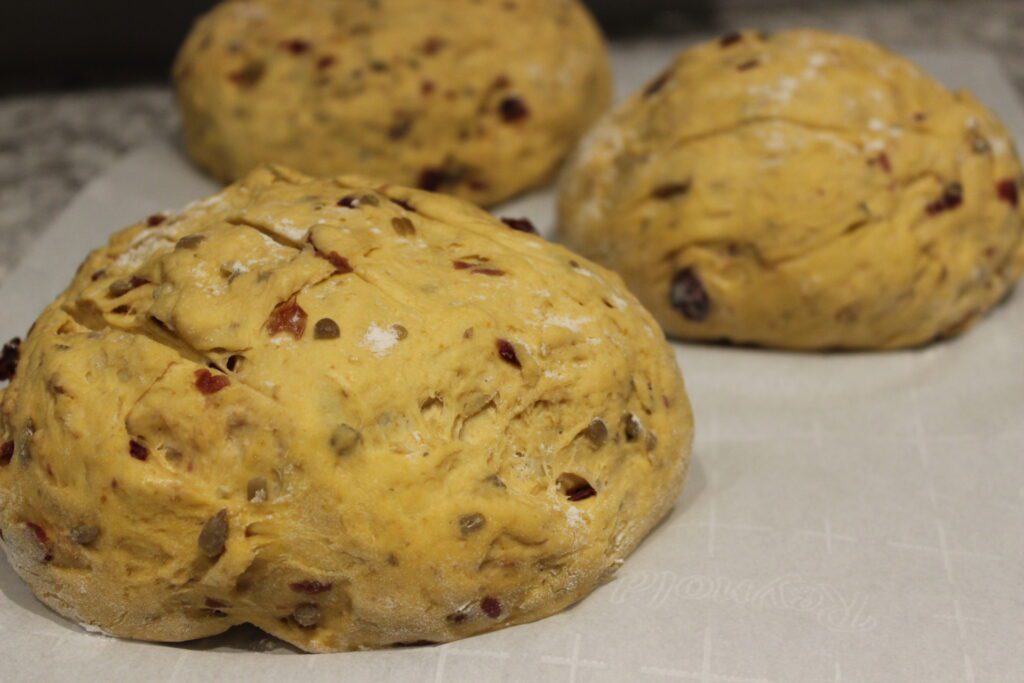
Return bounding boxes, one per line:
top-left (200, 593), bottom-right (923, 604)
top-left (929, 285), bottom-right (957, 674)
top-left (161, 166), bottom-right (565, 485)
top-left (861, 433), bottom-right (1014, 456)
top-left (0, 1), bottom-right (716, 93)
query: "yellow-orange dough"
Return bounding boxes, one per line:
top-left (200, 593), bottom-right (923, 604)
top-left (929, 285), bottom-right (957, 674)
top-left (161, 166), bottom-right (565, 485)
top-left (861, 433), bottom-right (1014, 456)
top-left (174, 0), bottom-right (611, 206)
top-left (557, 29), bottom-right (1024, 349)
top-left (0, 166), bottom-right (691, 652)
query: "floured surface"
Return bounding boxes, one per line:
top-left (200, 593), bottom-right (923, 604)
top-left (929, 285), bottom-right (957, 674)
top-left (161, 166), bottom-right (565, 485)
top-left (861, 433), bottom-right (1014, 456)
top-left (2, 43), bottom-right (1024, 682)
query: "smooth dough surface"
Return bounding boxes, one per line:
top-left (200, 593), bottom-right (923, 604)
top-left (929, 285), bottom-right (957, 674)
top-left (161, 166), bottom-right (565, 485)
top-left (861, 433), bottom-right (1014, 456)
top-left (0, 166), bottom-right (691, 652)
top-left (557, 29), bottom-right (1024, 349)
top-left (174, 0), bottom-right (611, 206)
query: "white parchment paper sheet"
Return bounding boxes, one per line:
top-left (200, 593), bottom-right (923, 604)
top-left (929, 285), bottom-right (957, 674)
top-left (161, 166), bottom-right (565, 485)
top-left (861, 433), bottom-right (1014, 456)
top-left (1, 43), bottom-right (1023, 682)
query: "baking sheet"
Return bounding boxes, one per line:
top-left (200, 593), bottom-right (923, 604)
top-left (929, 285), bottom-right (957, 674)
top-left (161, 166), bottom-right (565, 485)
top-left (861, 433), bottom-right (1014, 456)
top-left (2, 42), bottom-right (1024, 682)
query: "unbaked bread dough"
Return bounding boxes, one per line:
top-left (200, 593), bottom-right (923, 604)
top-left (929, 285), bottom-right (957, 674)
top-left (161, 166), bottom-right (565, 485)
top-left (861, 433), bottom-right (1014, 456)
top-left (0, 166), bottom-right (691, 652)
top-left (174, 0), bottom-right (611, 206)
top-left (557, 29), bottom-right (1024, 349)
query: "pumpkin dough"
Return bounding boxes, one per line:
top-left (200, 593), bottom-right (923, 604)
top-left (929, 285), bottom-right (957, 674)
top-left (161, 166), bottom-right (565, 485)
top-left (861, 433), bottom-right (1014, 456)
top-left (557, 29), bottom-right (1024, 349)
top-left (0, 166), bottom-right (691, 652)
top-left (174, 0), bottom-right (611, 206)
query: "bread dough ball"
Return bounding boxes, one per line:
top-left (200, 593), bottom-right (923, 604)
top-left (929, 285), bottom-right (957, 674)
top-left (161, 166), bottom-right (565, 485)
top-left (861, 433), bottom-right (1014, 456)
top-left (557, 29), bottom-right (1024, 349)
top-left (174, 0), bottom-right (611, 206)
top-left (0, 166), bottom-right (691, 652)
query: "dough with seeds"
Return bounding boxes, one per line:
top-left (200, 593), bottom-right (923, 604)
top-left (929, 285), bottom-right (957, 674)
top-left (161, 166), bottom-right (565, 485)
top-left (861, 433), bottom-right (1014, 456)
top-left (0, 166), bottom-right (691, 652)
top-left (174, 0), bottom-right (611, 206)
top-left (557, 29), bottom-right (1024, 349)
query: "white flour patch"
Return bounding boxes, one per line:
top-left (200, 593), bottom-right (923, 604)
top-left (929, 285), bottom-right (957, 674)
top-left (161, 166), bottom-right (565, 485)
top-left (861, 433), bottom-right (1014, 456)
top-left (361, 323), bottom-right (399, 356)
top-left (545, 314), bottom-right (591, 332)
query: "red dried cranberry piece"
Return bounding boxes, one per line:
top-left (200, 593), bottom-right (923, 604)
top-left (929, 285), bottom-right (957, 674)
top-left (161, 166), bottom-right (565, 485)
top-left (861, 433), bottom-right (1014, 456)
top-left (316, 55), bottom-right (336, 70)
top-left (670, 268), bottom-right (711, 322)
top-left (205, 597), bottom-right (229, 609)
top-left (230, 61), bottom-right (266, 87)
top-left (453, 260), bottom-right (472, 270)
top-left (870, 152), bottom-right (892, 173)
top-left (195, 368), bottom-right (230, 395)
top-left (146, 214), bottom-right (166, 227)
top-left (267, 297), bottom-right (308, 338)
top-left (472, 268), bottom-right (505, 276)
top-left (498, 96), bottom-right (529, 123)
top-left (480, 596), bottom-right (502, 618)
top-left (129, 440), bottom-right (149, 461)
top-left (719, 31), bottom-right (743, 47)
top-left (643, 71), bottom-right (671, 97)
top-left (281, 39), bottom-right (311, 55)
top-left (651, 181), bottom-right (691, 199)
top-left (0, 441), bottom-right (13, 466)
top-left (566, 481), bottom-right (597, 501)
top-left (925, 182), bottom-right (963, 215)
top-left (320, 251), bottom-right (353, 274)
top-left (25, 522), bottom-right (51, 562)
top-left (996, 179), bottom-right (1019, 207)
top-left (290, 580), bottom-right (333, 594)
top-left (496, 339), bottom-right (520, 368)
top-left (0, 337), bottom-right (21, 382)
top-left (421, 80), bottom-right (436, 96)
top-left (422, 36), bottom-right (446, 55)
top-left (500, 217), bottom-right (537, 234)
top-left (737, 59), bottom-right (759, 71)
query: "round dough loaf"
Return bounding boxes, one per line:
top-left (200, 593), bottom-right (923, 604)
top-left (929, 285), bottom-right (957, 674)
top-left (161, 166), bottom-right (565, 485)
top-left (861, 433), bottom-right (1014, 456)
top-left (0, 166), bottom-right (691, 652)
top-left (557, 29), bottom-right (1024, 349)
top-left (173, 0), bottom-right (611, 206)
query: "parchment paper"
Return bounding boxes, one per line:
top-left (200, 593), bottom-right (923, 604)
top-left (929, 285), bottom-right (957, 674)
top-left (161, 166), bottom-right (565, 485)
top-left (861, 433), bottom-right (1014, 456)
top-left (1, 42), bottom-right (1023, 682)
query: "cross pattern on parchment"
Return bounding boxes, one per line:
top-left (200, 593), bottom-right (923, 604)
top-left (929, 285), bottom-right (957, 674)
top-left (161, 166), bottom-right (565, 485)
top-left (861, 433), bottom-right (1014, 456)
top-left (641, 627), bottom-right (773, 682)
top-left (540, 632), bottom-right (607, 682)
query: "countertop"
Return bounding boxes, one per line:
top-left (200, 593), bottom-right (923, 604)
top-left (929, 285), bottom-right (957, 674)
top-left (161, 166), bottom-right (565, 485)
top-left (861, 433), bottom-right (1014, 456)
top-left (3, 0), bottom-right (1024, 285)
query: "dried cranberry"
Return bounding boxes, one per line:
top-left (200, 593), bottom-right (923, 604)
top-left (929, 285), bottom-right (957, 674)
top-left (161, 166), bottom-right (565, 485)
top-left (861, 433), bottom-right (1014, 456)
top-left (480, 597), bottom-right (502, 618)
top-left (670, 268), bottom-right (711, 322)
top-left (643, 71), bottom-right (671, 97)
top-left (290, 580), bottom-right (333, 594)
top-left (146, 214), bottom-right (166, 227)
top-left (205, 597), bottom-right (228, 609)
top-left (496, 339), bottom-right (520, 368)
top-left (422, 36), bottom-right (446, 55)
top-left (870, 152), bottom-right (892, 173)
top-left (719, 31), bottom-right (743, 47)
top-left (421, 80), bottom-right (436, 96)
top-left (321, 251), bottom-right (353, 274)
top-left (926, 182), bottom-right (963, 215)
top-left (472, 268), bottom-right (505, 276)
top-left (737, 59), bottom-right (759, 71)
top-left (195, 368), bottom-right (230, 395)
top-left (560, 474), bottom-right (597, 501)
top-left (388, 118), bottom-right (413, 140)
top-left (0, 441), bottom-right (13, 466)
top-left (0, 337), bottom-right (21, 382)
top-left (996, 179), bottom-right (1019, 207)
top-left (25, 522), bottom-right (51, 562)
top-left (498, 96), bottom-right (529, 123)
top-left (230, 61), bottom-right (265, 87)
top-left (501, 217), bottom-right (537, 234)
top-left (129, 440), bottom-right (149, 461)
top-left (281, 39), bottom-right (311, 54)
top-left (418, 166), bottom-right (455, 191)
top-left (267, 297), bottom-right (308, 338)
top-left (453, 260), bottom-right (472, 270)
top-left (651, 181), bottom-right (691, 199)
top-left (316, 55), bottom-right (336, 70)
